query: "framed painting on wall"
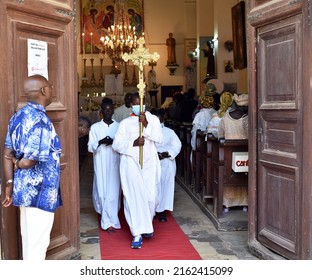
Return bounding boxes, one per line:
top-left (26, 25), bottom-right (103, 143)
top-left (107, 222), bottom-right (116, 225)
top-left (231, 1), bottom-right (247, 69)
top-left (81, 0), bottom-right (144, 54)
top-left (224, 60), bottom-right (234, 73)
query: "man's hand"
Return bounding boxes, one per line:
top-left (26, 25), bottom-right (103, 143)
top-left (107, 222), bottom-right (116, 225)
top-left (158, 152), bottom-right (170, 160)
top-left (139, 112), bottom-right (148, 127)
top-left (104, 136), bottom-right (113, 146)
top-left (98, 136), bottom-right (113, 146)
top-left (2, 185), bottom-right (13, 207)
top-left (133, 136), bottom-right (144, 146)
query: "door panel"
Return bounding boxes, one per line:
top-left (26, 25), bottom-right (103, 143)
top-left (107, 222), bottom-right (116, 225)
top-left (257, 14), bottom-right (302, 259)
top-left (0, 0), bottom-right (79, 259)
top-left (258, 161), bottom-right (297, 253)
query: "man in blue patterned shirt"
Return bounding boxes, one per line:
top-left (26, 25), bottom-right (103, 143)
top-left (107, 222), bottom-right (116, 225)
top-left (2, 74), bottom-right (62, 260)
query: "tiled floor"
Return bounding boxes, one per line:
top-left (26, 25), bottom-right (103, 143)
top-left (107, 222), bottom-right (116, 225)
top-left (79, 154), bottom-right (259, 260)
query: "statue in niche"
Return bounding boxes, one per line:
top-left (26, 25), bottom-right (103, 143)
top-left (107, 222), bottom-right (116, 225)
top-left (166, 33), bottom-right (178, 65)
top-left (201, 40), bottom-right (215, 78)
top-left (148, 68), bottom-right (157, 90)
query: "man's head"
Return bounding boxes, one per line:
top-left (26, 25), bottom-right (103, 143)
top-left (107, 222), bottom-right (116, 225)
top-left (78, 116), bottom-right (91, 138)
top-left (101, 97), bottom-right (114, 121)
top-left (24, 75), bottom-right (53, 107)
top-left (124, 93), bottom-right (133, 108)
top-left (131, 92), bottom-right (141, 106)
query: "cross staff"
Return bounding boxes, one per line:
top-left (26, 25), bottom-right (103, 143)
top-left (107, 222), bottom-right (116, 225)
top-left (122, 37), bottom-right (160, 168)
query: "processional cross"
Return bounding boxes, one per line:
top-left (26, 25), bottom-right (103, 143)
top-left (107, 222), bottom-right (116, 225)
top-left (122, 37), bottom-right (160, 168)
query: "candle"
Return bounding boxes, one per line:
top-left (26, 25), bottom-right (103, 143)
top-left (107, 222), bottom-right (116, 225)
top-left (82, 32), bottom-right (85, 59)
top-left (90, 32), bottom-right (93, 58)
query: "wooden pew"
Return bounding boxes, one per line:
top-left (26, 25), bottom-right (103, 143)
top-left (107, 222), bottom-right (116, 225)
top-left (193, 130), bottom-right (207, 196)
top-left (183, 125), bottom-right (193, 187)
top-left (212, 138), bottom-right (248, 218)
top-left (172, 121), bottom-right (183, 179)
top-left (177, 123), bottom-right (186, 179)
top-left (203, 133), bottom-right (219, 201)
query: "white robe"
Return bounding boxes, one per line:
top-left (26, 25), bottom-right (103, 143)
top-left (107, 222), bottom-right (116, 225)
top-left (112, 112), bottom-right (163, 236)
top-left (191, 107), bottom-right (216, 150)
top-left (88, 120), bottom-right (121, 230)
top-left (155, 126), bottom-right (182, 212)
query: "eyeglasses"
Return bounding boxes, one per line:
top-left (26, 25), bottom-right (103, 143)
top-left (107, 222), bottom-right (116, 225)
top-left (26, 84), bottom-right (53, 93)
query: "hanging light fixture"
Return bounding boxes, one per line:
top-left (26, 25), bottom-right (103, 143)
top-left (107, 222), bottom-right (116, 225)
top-left (99, 0), bottom-right (140, 71)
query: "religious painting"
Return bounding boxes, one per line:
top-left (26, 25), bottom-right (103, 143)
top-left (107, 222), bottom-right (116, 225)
top-left (224, 60), bottom-right (234, 73)
top-left (232, 1), bottom-right (247, 69)
top-left (81, 0), bottom-right (144, 54)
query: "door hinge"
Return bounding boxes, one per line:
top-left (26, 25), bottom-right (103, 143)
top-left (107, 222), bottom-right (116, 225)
top-left (307, 0), bottom-right (311, 27)
top-left (258, 128), bottom-right (263, 142)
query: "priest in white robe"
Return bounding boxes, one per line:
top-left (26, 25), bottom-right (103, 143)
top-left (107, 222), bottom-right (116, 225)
top-left (151, 108), bottom-right (182, 222)
top-left (88, 98), bottom-right (121, 232)
top-left (112, 93), bottom-right (163, 249)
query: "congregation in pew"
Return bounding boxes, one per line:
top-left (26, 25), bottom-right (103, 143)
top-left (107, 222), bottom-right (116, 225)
top-left (162, 80), bottom-right (249, 228)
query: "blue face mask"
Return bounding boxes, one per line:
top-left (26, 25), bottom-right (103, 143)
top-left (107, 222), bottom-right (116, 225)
top-left (132, 105), bottom-right (145, 116)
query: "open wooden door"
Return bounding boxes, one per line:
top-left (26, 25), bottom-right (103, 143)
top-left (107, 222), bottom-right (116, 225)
top-left (248, 0), bottom-right (312, 259)
top-left (0, 0), bottom-right (80, 259)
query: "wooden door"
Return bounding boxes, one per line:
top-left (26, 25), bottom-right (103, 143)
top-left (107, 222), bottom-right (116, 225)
top-left (0, 0), bottom-right (79, 259)
top-left (248, 0), bottom-right (312, 259)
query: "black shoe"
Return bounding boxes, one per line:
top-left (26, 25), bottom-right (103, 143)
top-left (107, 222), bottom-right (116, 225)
top-left (159, 211), bottom-right (167, 222)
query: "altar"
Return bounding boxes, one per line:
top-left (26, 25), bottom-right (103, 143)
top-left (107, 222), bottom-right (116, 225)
top-left (79, 73), bottom-right (138, 123)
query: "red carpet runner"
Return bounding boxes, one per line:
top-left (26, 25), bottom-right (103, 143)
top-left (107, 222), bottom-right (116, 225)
top-left (99, 211), bottom-right (202, 260)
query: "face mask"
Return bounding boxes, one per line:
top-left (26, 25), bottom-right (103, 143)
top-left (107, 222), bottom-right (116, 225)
top-left (132, 105), bottom-right (145, 116)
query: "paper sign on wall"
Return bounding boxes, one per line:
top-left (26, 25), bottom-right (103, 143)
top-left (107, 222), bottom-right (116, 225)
top-left (27, 39), bottom-right (48, 79)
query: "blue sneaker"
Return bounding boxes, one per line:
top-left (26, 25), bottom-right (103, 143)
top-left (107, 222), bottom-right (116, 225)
top-left (143, 233), bottom-right (153, 239)
top-left (131, 236), bottom-right (143, 249)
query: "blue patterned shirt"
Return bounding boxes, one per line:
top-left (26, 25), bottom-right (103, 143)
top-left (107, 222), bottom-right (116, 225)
top-left (5, 102), bottom-right (62, 212)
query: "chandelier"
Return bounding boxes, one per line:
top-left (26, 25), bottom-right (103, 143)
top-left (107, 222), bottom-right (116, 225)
top-left (99, 0), bottom-right (139, 65)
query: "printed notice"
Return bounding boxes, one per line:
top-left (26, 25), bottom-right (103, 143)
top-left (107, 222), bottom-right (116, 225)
top-left (27, 39), bottom-right (48, 79)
